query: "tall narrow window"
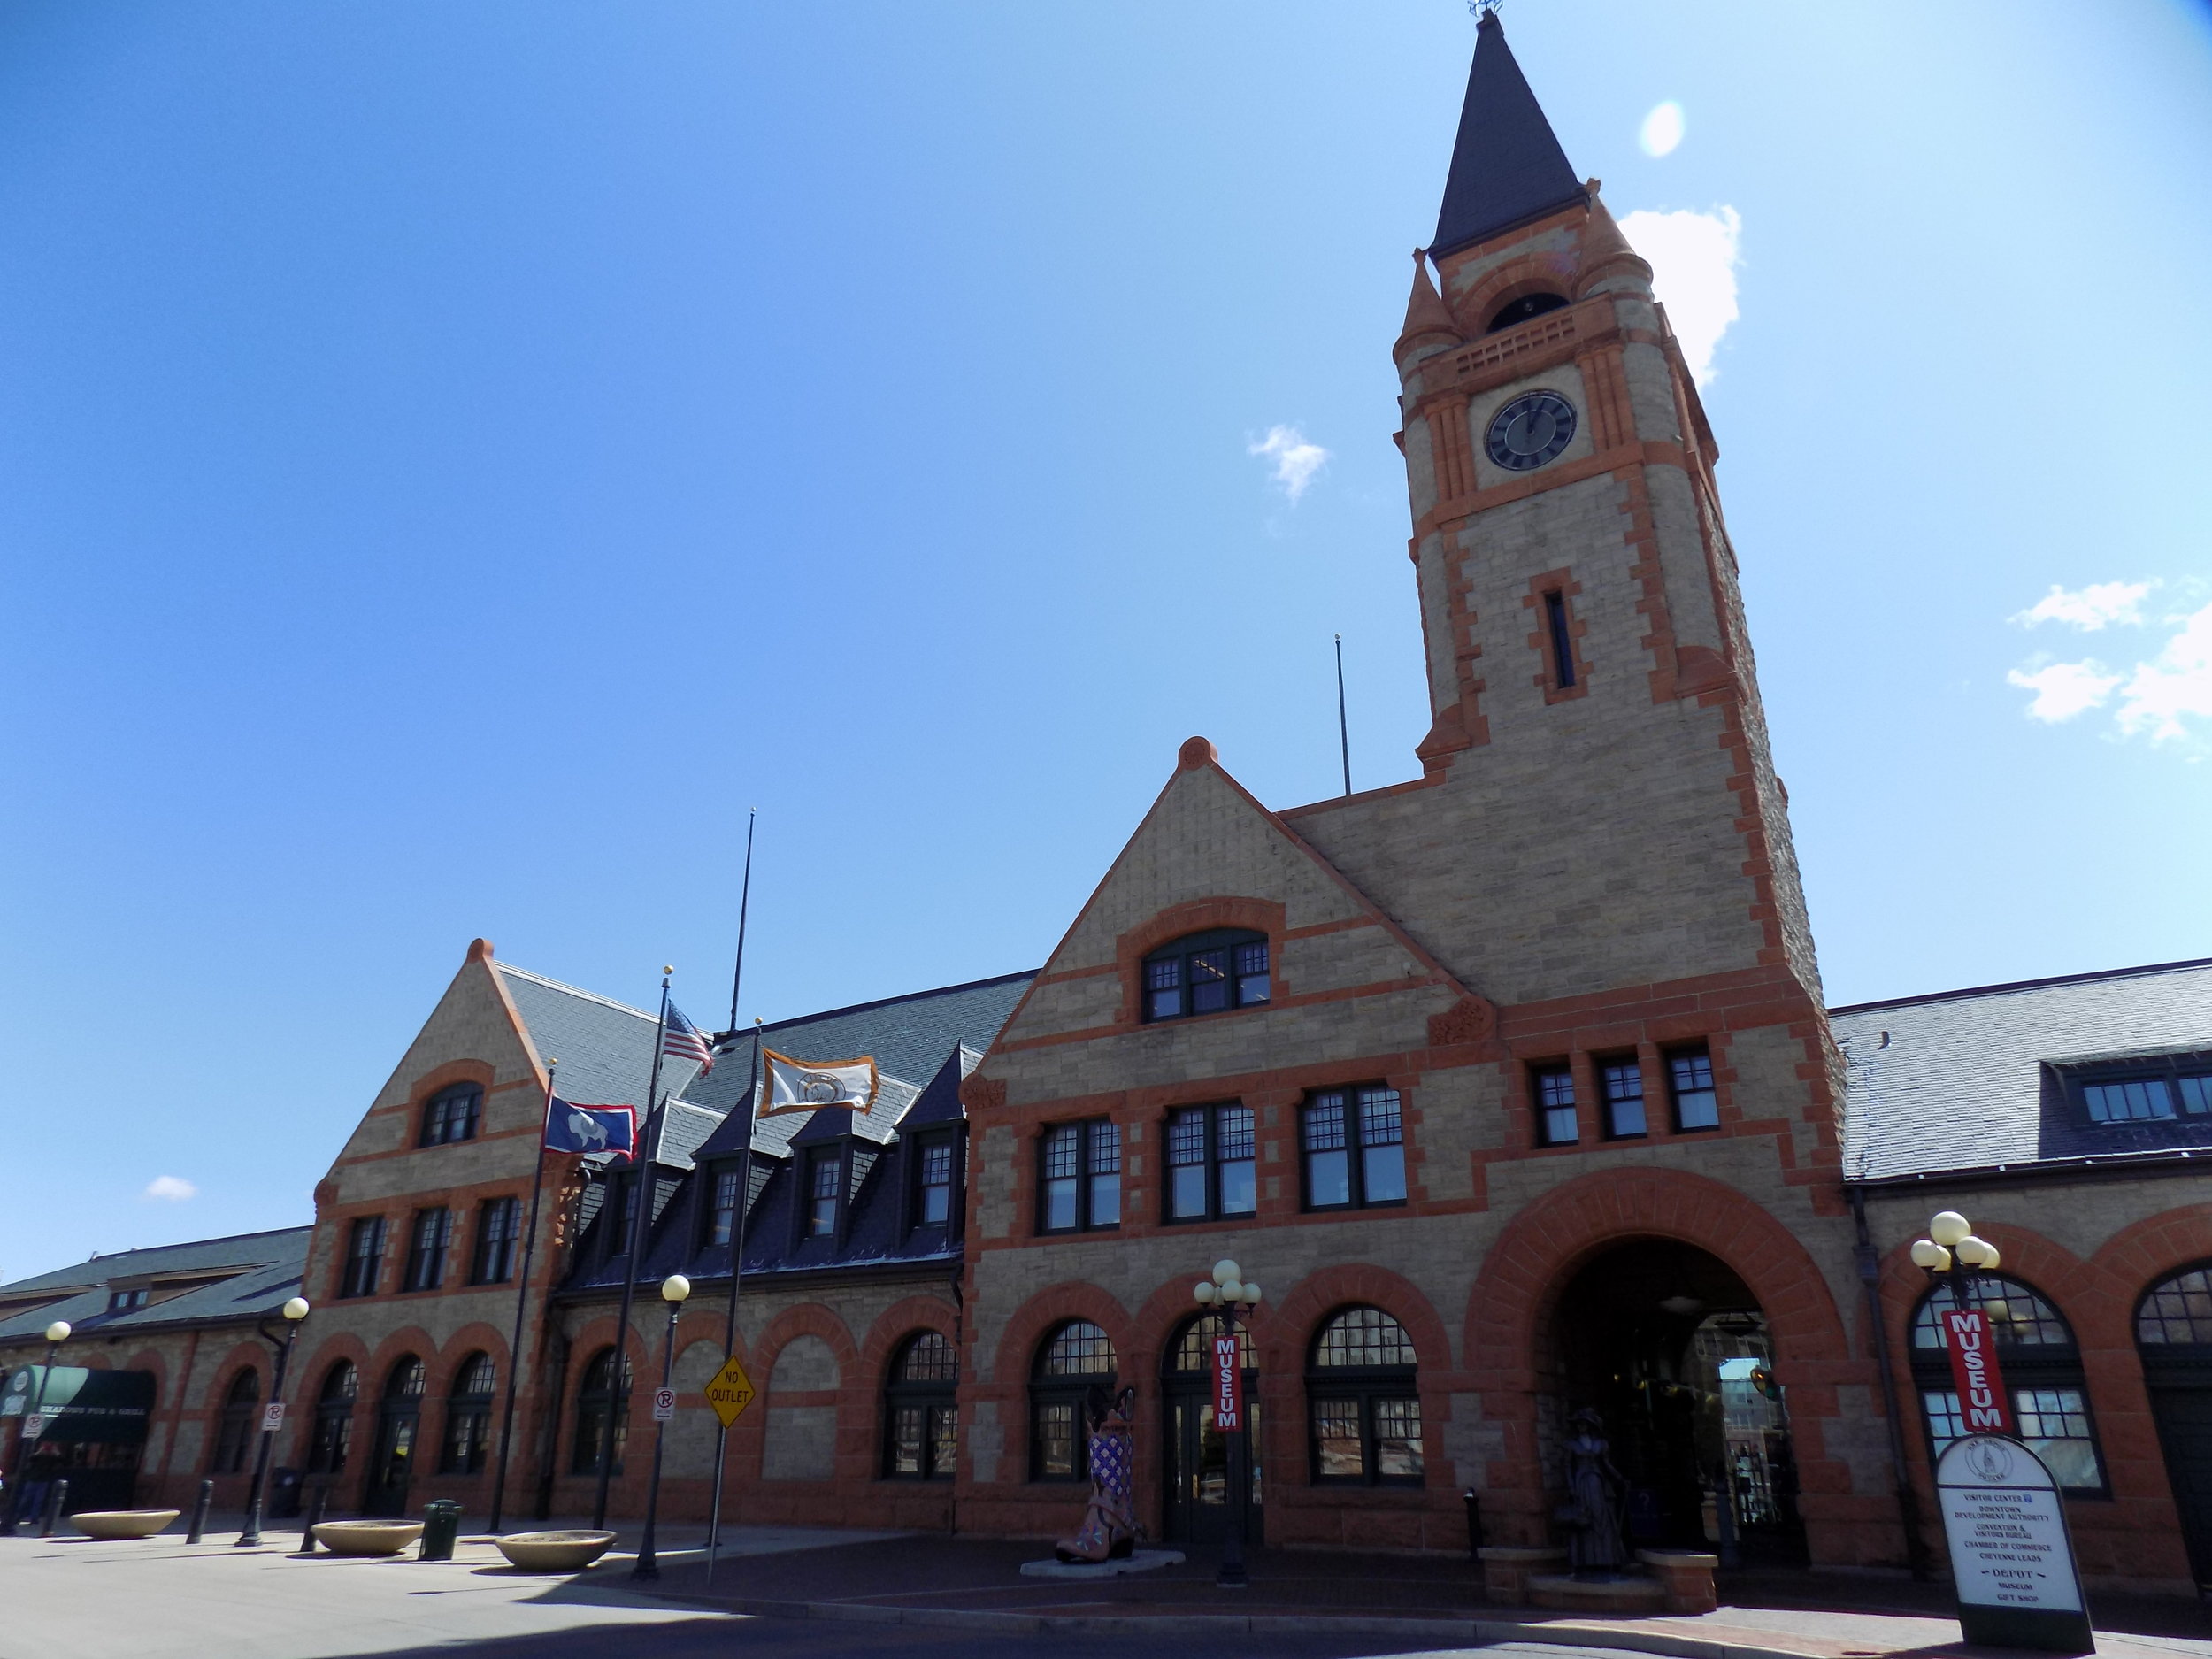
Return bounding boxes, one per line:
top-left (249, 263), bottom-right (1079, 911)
top-left (572, 1348), bottom-right (632, 1476)
top-left (1601, 1059), bottom-right (1647, 1139)
top-left (1668, 1047), bottom-right (1720, 1131)
top-left (211, 1369), bottom-right (260, 1474)
top-left (1543, 590), bottom-right (1576, 689)
top-left (403, 1208), bottom-right (451, 1292)
top-left (471, 1197), bottom-right (519, 1285)
top-left (1039, 1121), bottom-right (1119, 1233)
top-left (1532, 1066), bottom-right (1578, 1146)
top-left (1141, 930), bottom-right (1271, 1023)
top-left (706, 1164), bottom-right (742, 1247)
top-left (419, 1083), bottom-right (482, 1148)
top-left (884, 1331), bottom-right (959, 1480)
top-left (309, 1361), bottom-right (358, 1475)
top-left (1302, 1087), bottom-right (1407, 1209)
top-left (1029, 1321), bottom-right (1117, 1481)
top-left (439, 1353), bottom-right (495, 1474)
top-left (340, 1217), bottom-right (386, 1299)
top-left (918, 1139), bottom-right (954, 1225)
top-left (602, 1171), bottom-right (637, 1261)
top-left (808, 1148), bottom-right (841, 1238)
top-left (1165, 1104), bottom-right (1256, 1222)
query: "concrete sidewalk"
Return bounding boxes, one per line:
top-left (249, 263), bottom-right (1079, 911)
top-left (618, 1532), bottom-right (2212, 1659)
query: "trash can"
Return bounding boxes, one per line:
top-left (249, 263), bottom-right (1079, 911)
top-left (271, 1467), bottom-right (303, 1519)
top-left (418, 1499), bottom-right (464, 1562)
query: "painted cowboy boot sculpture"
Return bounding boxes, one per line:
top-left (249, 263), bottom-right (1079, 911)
top-left (1055, 1386), bottom-right (1138, 1563)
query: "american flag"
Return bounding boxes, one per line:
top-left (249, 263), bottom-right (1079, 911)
top-left (662, 1002), bottom-right (716, 1075)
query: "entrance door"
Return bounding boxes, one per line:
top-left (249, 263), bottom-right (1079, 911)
top-left (2146, 1386), bottom-right (2212, 1586)
top-left (363, 1407), bottom-right (417, 1517)
top-left (1161, 1315), bottom-right (1260, 1550)
top-left (2136, 1265), bottom-right (2212, 1589)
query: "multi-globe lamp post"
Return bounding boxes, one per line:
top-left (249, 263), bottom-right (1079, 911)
top-left (1192, 1260), bottom-right (1261, 1590)
top-left (237, 1296), bottom-right (311, 1548)
top-left (631, 1273), bottom-right (690, 1583)
top-left (1910, 1209), bottom-right (2002, 1307)
top-left (14, 1320), bottom-right (71, 1534)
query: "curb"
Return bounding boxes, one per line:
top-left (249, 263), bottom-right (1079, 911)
top-left (674, 1591), bottom-right (1844, 1659)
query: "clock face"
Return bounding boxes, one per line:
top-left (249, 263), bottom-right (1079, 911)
top-left (1485, 390), bottom-right (1577, 472)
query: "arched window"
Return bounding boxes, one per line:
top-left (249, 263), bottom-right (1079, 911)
top-left (883, 1332), bottom-right (958, 1480)
top-left (1141, 929), bottom-right (1269, 1024)
top-left (211, 1369), bottom-right (260, 1474)
top-left (419, 1083), bottom-right (482, 1147)
top-left (1909, 1275), bottom-right (2105, 1494)
top-left (1486, 292), bottom-right (1568, 334)
top-left (1029, 1321), bottom-right (1117, 1481)
top-left (572, 1348), bottom-right (632, 1477)
top-left (2139, 1266), bottom-right (2212, 1347)
top-left (2136, 1264), bottom-right (2212, 1582)
top-left (308, 1361), bottom-right (357, 1475)
top-left (1307, 1307), bottom-right (1423, 1486)
top-left (440, 1352), bottom-right (496, 1475)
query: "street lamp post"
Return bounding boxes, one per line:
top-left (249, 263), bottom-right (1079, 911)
top-left (631, 1274), bottom-right (690, 1583)
top-left (236, 1297), bottom-right (311, 1548)
top-left (1910, 1209), bottom-right (2002, 1328)
top-left (1192, 1259), bottom-right (1262, 1591)
top-left (12, 1321), bottom-right (70, 1534)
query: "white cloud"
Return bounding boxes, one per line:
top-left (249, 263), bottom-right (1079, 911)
top-left (2007, 660), bottom-right (2122, 723)
top-left (142, 1175), bottom-right (197, 1202)
top-left (2011, 580), bottom-right (2151, 631)
top-left (1617, 206), bottom-right (1740, 387)
top-left (2114, 601), bottom-right (2212, 742)
top-left (1248, 425), bottom-right (1329, 503)
top-left (1639, 101), bottom-right (1686, 158)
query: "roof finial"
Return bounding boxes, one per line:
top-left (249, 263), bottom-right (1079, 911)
top-left (1470, 0), bottom-right (1503, 17)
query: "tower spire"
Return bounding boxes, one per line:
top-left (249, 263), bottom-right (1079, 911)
top-left (1432, 11), bottom-right (1584, 257)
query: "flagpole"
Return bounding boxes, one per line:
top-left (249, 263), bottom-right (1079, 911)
top-left (705, 1021), bottom-right (763, 1581)
top-left (726, 809), bottom-right (756, 1034)
top-left (593, 970), bottom-right (671, 1532)
top-left (488, 1058), bottom-right (558, 1534)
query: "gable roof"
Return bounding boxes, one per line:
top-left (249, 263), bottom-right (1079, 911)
top-left (0, 1226), bottom-right (311, 1344)
top-left (495, 963), bottom-right (706, 1112)
top-left (1431, 11), bottom-right (1586, 257)
top-left (1837, 957), bottom-right (2212, 1182)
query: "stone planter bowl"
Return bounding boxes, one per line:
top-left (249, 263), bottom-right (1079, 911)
top-left (312, 1520), bottom-right (426, 1556)
top-left (70, 1509), bottom-right (181, 1540)
top-left (495, 1530), bottom-right (618, 1572)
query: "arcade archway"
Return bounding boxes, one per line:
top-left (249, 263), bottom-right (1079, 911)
top-left (1552, 1239), bottom-right (1805, 1565)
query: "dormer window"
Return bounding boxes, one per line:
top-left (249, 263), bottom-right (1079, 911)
top-left (917, 1136), bottom-right (955, 1226)
top-left (419, 1084), bottom-right (482, 1148)
top-left (807, 1148), bottom-right (841, 1237)
top-left (107, 1287), bottom-right (149, 1312)
top-left (1142, 929), bottom-right (1270, 1023)
top-left (2068, 1053), bottom-right (2212, 1124)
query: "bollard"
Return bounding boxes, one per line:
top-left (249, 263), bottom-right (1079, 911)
top-left (186, 1479), bottom-right (215, 1544)
top-left (1463, 1488), bottom-right (1485, 1559)
top-left (291, 1482), bottom-right (329, 1556)
top-left (40, 1479), bottom-right (68, 1538)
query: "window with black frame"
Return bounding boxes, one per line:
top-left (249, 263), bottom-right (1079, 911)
top-left (1532, 1064), bottom-right (1578, 1146)
top-left (2065, 1053), bottom-right (2212, 1124)
top-left (572, 1347), bottom-right (632, 1476)
top-left (1307, 1306), bottom-right (1424, 1486)
top-left (805, 1148), bottom-right (841, 1238)
top-left (883, 1331), bottom-right (959, 1480)
top-left (308, 1360), bottom-right (357, 1475)
top-left (439, 1352), bottom-right (495, 1474)
top-left (1599, 1057), bottom-right (1647, 1138)
top-left (339, 1217), bottom-right (386, 1298)
top-left (1302, 1087), bottom-right (1407, 1210)
top-left (601, 1170), bottom-right (637, 1261)
top-left (402, 1207), bottom-right (451, 1292)
top-left (1666, 1046), bottom-right (1720, 1130)
top-left (1910, 1275), bottom-right (2107, 1494)
top-left (1165, 1104), bottom-right (1256, 1222)
top-left (914, 1133), bottom-right (958, 1229)
top-left (211, 1368), bottom-right (260, 1474)
top-left (1030, 1321), bottom-right (1117, 1481)
top-left (470, 1196), bottom-right (519, 1285)
top-left (1142, 929), bottom-right (1271, 1023)
top-left (706, 1163), bottom-right (743, 1248)
top-left (1038, 1120), bottom-right (1120, 1233)
top-left (419, 1083), bottom-right (482, 1147)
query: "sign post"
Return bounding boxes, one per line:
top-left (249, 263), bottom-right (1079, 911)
top-left (1936, 1435), bottom-right (2093, 1655)
top-left (704, 1356), bottom-right (757, 1428)
top-left (651, 1387), bottom-right (676, 1424)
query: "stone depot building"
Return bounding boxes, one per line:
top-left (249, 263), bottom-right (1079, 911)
top-left (8, 13), bottom-right (2212, 1595)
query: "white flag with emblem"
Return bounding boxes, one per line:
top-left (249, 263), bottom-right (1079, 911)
top-left (762, 1049), bottom-right (879, 1118)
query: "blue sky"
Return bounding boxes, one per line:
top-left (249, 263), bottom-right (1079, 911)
top-left (3, 2), bottom-right (2208, 1275)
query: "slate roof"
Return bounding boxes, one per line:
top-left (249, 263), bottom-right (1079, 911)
top-left (1431, 11), bottom-right (1586, 257)
top-left (0, 1226), bottom-right (311, 1344)
top-left (561, 968), bottom-right (1033, 1302)
top-left (1837, 958), bottom-right (2212, 1182)
top-left (495, 964), bottom-right (708, 1115)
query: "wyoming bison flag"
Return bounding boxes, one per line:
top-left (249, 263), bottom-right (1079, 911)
top-left (762, 1049), bottom-right (879, 1117)
top-left (543, 1098), bottom-right (637, 1156)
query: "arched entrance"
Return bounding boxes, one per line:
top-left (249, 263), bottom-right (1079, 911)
top-left (1552, 1239), bottom-right (1804, 1565)
top-left (2137, 1263), bottom-right (2212, 1591)
top-left (1160, 1312), bottom-right (1259, 1548)
top-left (363, 1356), bottom-right (425, 1517)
